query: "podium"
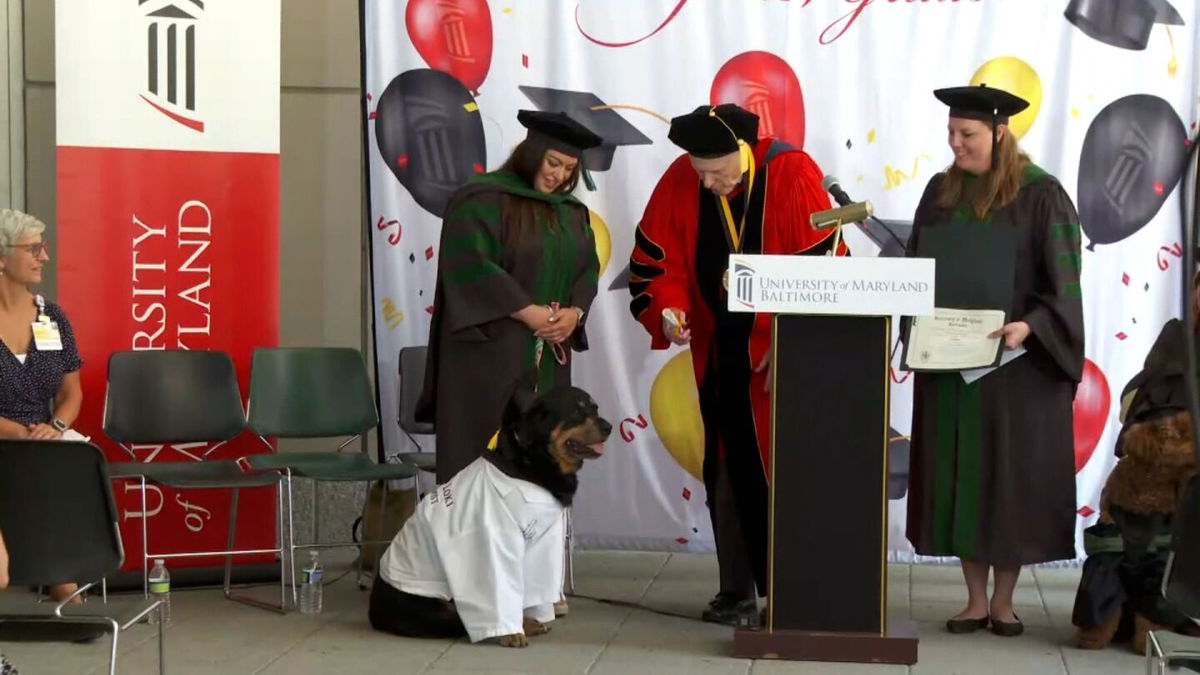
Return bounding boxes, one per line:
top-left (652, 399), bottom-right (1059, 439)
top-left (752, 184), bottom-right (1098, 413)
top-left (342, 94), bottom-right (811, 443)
top-left (725, 254), bottom-right (934, 665)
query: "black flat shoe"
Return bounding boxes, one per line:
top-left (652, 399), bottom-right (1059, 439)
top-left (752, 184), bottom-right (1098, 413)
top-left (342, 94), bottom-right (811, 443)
top-left (946, 615), bottom-right (990, 634)
top-left (701, 594), bottom-right (756, 626)
top-left (990, 615), bottom-right (1024, 637)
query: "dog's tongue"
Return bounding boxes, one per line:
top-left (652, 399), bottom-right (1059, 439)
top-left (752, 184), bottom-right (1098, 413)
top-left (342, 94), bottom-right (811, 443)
top-left (588, 442), bottom-right (606, 456)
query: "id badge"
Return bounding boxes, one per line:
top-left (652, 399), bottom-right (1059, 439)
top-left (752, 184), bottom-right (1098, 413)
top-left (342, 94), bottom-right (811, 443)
top-left (32, 321), bottom-right (63, 351)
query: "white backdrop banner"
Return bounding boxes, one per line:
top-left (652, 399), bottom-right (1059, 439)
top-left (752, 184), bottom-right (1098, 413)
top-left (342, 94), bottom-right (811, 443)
top-left (364, 0), bottom-right (1200, 560)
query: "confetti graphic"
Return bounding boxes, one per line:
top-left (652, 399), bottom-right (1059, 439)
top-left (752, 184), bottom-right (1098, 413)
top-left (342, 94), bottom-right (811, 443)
top-left (382, 298), bottom-right (404, 328)
top-left (376, 215), bottom-right (401, 246)
top-left (883, 154), bottom-right (934, 191)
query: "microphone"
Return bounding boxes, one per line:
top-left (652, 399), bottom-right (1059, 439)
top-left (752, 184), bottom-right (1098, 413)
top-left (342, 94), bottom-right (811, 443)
top-left (822, 175), bottom-right (854, 207)
top-left (810, 201), bottom-right (873, 229)
top-left (821, 174), bottom-right (908, 253)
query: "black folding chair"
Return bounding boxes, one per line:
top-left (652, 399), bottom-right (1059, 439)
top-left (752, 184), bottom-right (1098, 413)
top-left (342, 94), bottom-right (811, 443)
top-left (395, 345), bottom-right (437, 475)
top-left (0, 440), bottom-right (164, 675)
top-left (103, 349), bottom-right (289, 613)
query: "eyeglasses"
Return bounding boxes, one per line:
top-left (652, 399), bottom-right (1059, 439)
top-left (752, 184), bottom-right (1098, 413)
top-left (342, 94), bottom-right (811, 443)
top-left (8, 242), bottom-right (49, 257)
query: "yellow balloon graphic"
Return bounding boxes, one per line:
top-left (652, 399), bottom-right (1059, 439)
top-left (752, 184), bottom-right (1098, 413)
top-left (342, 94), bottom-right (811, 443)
top-left (589, 209), bottom-right (611, 278)
top-left (649, 350), bottom-right (705, 481)
top-left (969, 56), bottom-right (1042, 140)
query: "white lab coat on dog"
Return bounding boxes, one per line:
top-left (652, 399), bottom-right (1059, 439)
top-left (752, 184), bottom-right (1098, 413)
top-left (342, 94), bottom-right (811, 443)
top-left (378, 456), bottom-right (566, 642)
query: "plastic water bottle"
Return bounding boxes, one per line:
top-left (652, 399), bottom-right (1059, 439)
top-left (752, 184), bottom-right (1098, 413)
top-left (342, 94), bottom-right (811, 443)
top-left (148, 559), bottom-right (171, 625)
top-left (299, 551), bottom-right (323, 615)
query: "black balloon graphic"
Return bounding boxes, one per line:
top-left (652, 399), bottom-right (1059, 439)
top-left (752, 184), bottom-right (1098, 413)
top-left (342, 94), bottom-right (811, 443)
top-left (1077, 94), bottom-right (1186, 249)
top-left (375, 69), bottom-right (487, 218)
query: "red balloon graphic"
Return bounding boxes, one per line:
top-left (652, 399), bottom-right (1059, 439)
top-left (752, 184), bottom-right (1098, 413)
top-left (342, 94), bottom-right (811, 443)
top-left (1072, 358), bottom-right (1111, 473)
top-left (406, 0), bottom-right (493, 94)
top-left (710, 51), bottom-right (805, 149)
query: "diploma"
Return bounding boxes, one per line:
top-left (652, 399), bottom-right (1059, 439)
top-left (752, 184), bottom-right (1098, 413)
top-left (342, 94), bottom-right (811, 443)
top-left (903, 307), bottom-right (1006, 371)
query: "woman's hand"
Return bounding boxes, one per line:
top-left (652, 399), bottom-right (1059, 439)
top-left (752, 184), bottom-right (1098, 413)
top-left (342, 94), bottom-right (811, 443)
top-left (989, 321), bottom-right (1031, 350)
top-left (26, 423), bottom-right (63, 440)
top-left (536, 307), bottom-right (582, 344)
top-left (512, 304), bottom-right (554, 333)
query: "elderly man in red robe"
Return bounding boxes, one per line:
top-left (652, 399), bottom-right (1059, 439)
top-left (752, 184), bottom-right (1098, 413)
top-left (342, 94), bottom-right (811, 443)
top-left (628, 103), bottom-right (846, 624)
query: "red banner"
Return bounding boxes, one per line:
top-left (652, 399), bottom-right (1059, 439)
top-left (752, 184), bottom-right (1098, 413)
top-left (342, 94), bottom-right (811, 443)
top-left (57, 147), bottom-right (279, 568)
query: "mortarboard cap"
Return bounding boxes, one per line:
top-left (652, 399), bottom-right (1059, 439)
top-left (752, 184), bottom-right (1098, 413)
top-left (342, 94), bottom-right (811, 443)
top-left (667, 104), bottom-right (760, 158)
top-left (1065, 0), bottom-right (1183, 51)
top-left (516, 109), bottom-right (603, 159)
top-left (518, 86), bottom-right (653, 172)
top-left (933, 84), bottom-right (1030, 125)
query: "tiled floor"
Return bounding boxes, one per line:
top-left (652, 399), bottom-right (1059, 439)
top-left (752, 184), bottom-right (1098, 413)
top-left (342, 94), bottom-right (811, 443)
top-left (0, 551), bottom-right (1161, 674)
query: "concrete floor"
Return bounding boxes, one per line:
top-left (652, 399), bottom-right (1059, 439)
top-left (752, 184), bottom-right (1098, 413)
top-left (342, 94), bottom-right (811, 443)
top-left (0, 551), bottom-right (1161, 674)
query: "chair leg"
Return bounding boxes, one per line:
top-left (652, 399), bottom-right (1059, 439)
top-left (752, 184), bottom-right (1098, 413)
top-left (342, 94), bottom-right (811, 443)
top-left (312, 479), bottom-right (320, 545)
top-left (158, 606), bottom-right (166, 675)
top-left (223, 488), bottom-right (240, 599)
top-left (106, 618), bottom-right (120, 675)
top-left (222, 487), bottom-right (285, 614)
top-left (141, 477), bottom-right (150, 599)
top-left (277, 479), bottom-right (287, 612)
top-left (287, 472), bottom-right (298, 608)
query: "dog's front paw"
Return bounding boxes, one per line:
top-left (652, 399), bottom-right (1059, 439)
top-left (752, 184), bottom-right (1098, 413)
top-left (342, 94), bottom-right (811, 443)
top-left (523, 617), bottom-right (551, 636)
top-left (498, 633), bottom-right (529, 648)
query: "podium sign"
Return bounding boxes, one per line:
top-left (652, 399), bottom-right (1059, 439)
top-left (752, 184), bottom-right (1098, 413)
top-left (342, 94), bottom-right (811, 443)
top-left (728, 255), bottom-right (932, 665)
top-left (726, 254), bottom-right (934, 316)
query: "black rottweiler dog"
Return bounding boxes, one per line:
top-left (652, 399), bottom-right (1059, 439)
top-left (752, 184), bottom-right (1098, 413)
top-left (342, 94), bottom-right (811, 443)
top-left (369, 385), bottom-right (612, 648)
top-left (486, 385), bottom-right (612, 507)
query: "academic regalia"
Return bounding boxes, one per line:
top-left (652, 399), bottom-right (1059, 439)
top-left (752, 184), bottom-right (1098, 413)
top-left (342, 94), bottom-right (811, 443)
top-left (417, 111), bottom-right (602, 484)
top-left (905, 164), bottom-right (1085, 566)
top-left (629, 104), bottom-right (844, 597)
top-left (377, 457), bottom-right (566, 642)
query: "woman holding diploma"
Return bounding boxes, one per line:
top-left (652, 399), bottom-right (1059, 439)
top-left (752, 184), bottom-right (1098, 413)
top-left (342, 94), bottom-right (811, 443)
top-left (905, 84), bottom-right (1084, 637)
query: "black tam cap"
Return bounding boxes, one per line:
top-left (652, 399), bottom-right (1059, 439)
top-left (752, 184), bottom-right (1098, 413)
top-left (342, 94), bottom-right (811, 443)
top-left (933, 84), bottom-right (1030, 125)
top-left (1065, 0), bottom-right (1183, 51)
top-left (667, 104), bottom-right (759, 158)
top-left (517, 110), bottom-right (603, 158)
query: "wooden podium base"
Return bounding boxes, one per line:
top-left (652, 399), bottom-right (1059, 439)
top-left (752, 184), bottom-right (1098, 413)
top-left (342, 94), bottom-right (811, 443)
top-left (733, 616), bottom-right (918, 665)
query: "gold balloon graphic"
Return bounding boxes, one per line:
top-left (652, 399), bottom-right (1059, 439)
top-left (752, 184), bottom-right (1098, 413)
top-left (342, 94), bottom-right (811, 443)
top-left (970, 56), bottom-right (1042, 140)
top-left (649, 350), bottom-right (705, 481)
top-left (589, 209), bottom-right (612, 277)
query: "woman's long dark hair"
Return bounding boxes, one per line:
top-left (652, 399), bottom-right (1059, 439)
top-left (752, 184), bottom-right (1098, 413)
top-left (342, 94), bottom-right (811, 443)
top-left (498, 137), bottom-right (583, 249)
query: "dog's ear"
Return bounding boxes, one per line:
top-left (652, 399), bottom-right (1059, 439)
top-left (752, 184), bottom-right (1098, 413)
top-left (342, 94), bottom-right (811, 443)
top-left (502, 369), bottom-right (541, 440)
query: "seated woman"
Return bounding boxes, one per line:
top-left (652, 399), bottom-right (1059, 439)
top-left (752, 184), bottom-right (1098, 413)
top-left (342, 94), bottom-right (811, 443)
top-left (0, 209), bottom-right (83, 603)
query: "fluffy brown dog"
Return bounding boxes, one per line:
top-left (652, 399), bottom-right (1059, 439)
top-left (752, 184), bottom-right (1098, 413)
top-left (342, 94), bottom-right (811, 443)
top-left (1075, 410), bottom-right (1197, 653)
